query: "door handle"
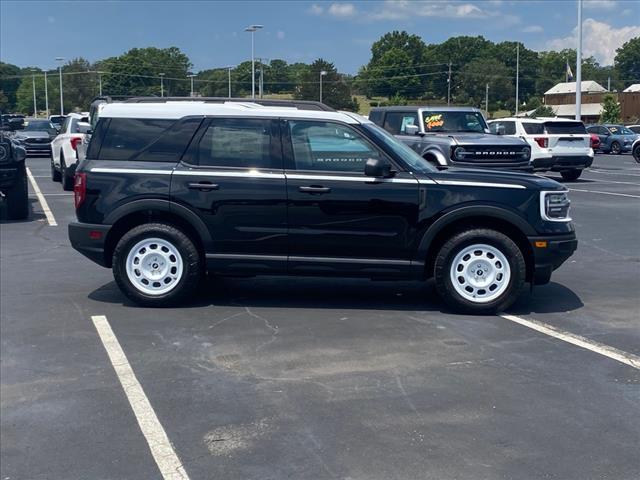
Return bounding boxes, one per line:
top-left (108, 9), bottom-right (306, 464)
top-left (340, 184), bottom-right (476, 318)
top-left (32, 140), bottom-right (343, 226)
top-left (188, 182), bottom-right (219, 191)
top-left (298, 186), bottom-right (331, 194)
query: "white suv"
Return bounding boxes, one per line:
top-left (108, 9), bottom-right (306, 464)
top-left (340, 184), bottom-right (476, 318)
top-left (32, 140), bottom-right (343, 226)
top-left (488, 117), bottom-right (593, 181)
top-left (50, 112), bottom-right (91, 190)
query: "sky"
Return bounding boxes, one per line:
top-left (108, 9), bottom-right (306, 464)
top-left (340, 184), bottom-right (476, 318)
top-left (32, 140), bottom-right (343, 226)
top-left (1, 0), bottom-right (639, 74)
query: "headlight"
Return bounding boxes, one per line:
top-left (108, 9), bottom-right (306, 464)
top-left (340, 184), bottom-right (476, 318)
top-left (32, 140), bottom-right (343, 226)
top-left (540, 191), bottom-right (571, 222)
top-left (522, 146), bottom-right (531, 159)
top-left (453, 146), bottom-right (466, 159)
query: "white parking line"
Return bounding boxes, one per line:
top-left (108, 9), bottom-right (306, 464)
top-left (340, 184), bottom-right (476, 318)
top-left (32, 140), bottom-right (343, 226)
top-left (589, 169), bottom-right (640, 177)
top-left (28, 193), bottom-right (73, 196)
top-left (569, 188), bottom-right (640, 199)
top-left (91, 315), bottom-right (190, 480)
top-left (500, 314), bottom-right (640, 370)
top-left (26, 167), bottom-right (57, 226)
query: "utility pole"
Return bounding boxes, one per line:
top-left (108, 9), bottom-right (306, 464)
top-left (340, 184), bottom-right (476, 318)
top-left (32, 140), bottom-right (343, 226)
top-left (159, 73), bottom-right (165, 97)
top-left (227, 67), bottom-right (232, 98)
top-left (56, 57), bottom-right (64, 115)
top-left (607, 76), bottom-right (611, 91)
top-left (98, 72), bottom-right (103, 96)
top-left (244, 25), bottom-right (263, 99)
top-left (576, 0), bottom-right (583, 121)
top-left (259, 60), bottom-right (264, 99)
top-left (188, 74), bottom-right (196, 97)
top-left (44, 71), bottom-right (49, 117)
top-left (485, 83), bottom-right (489, 117)
top-left (319, 70), bottom-right (327, 103)
top-left (447, 61), bottom-right (452, 106)
top-left (31, 72), bottom-right (37, 117)
top-left (515, 43), bottom-right (520, 116)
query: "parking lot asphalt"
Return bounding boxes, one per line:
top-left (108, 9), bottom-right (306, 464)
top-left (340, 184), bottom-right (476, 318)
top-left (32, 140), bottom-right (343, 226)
top-left (1, 154), bottom-right (639, 480)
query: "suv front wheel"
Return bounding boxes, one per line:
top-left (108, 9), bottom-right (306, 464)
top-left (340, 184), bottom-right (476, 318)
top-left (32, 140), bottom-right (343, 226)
top-left (112, 223), bottom-right (202, 307)
top-left (434, 228), bottom-right (525, 314)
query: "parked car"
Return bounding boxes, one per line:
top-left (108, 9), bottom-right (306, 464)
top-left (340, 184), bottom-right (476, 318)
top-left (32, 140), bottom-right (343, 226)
top-left (487, 117), bottom-right (593, 181)
top-left (369, 106), bottom-right (531, 171)
top-left (1, 114), bottom-right (25, 131)
top-left (0, 130), bottom-right (28, 220)
top-left (590, 133), bottom-right (601, 150)
top-left (49, 115), bottom-right (67, 132)
top-left (586, 124), bottom-right (638, 154)
top-left (12, 119), bottom-right (57, 156)
top-left (50, 113), bottom-right (91, 190)
top-left (627, 125), bottom-right (640, 134)
top-left (69, 101), bottom-right (577, 314)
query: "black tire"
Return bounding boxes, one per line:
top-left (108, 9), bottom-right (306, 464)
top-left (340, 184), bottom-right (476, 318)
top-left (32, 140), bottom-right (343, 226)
top-left (51, 157), bottom-right (61, 182)
top-left (60, 153), bottom-right (74, 191)
top-left (633, 143), bottom-right (640, 164)
top-left (434, 228), bottom-right (526, 314)
top-left (112, 223), bottom-right (202, 307)
top-left (610, 141), bottom-right (621, 155)
top-left (560, 169), bottom-right (582, 181)
top-left (6, 165), bottom-right (29, 220)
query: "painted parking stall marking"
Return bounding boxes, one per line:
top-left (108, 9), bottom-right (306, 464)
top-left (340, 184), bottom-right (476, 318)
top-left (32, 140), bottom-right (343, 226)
top-left (500, 314), bottom-right (640, 370)
top-left (91, 315), bottom-right (190, 480)
top-left (569, 188), bottom-right (640, 199)
top-left (26, 167), bottom-right (57, 226)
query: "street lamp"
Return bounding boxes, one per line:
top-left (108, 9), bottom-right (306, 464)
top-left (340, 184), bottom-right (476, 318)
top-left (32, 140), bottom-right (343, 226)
top-left (44, 71), bottom-right (49, 118)
top-left (55, 57), bottom-right (64, 115)
top-left (187, 74), bottom-right (196, 97)
top-left (159, 73), bottom-right (165, 97)
top-left (224, 66), bottom-right (234, 98)
top-left (319, 70), bottom-right (327, 103)
top-left (31, 70), bottom-right (37, 117)
top-left (244, 24), bottom-right (263, 99)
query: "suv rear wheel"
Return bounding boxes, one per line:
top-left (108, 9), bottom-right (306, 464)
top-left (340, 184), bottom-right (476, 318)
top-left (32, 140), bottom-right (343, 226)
top-left (50, 157), bottom-right (61, 182)
top-left (60, 152), bottom-right (74, 191)
top-left (434, 228), bottom-right (525, 314)
top-left (6, 164), bottom-right (29, 220)
top-left (112, 223), bottom-right (202, 307)
top-left (560, 169), bottom-right (582, 181)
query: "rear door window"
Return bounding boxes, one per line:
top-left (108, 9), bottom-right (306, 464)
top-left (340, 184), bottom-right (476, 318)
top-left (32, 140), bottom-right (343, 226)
top-left (522, 122), bottom-right (544, 135)
top-left (194, 118), bottom-right (276, 169)
top-left (501, 121), bottom-right (516, 135)
top-left (544, 121), bottom-right (587, 134)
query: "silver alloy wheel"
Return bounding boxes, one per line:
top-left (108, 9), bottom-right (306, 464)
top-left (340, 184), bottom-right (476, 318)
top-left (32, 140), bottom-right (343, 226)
top-left (125, 237), bottom-right (184, 295)
top-left (450, 243), bottom-right (511, 304)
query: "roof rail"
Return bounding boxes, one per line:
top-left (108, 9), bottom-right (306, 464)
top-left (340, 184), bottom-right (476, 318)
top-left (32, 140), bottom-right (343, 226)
top-left (119, 96), bottom-right (335, 112)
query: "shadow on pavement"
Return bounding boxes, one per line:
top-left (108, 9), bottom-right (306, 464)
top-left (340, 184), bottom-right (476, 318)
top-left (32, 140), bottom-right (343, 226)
top-left (0, 198), bottom-right (45, 224)
top-left (508, 281), bottom-right (584, 315)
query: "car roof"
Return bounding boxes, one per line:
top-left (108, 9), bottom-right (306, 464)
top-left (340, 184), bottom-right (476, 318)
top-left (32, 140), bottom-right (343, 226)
top-left (371, 105), bottom-right (482, 112)
top-left (488, 117), bottom-right (545, 123)
top-left (100, 102), bottom-right (363, 124)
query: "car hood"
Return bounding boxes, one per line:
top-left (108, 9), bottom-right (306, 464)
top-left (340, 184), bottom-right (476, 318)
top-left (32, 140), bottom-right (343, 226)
top-left (432, 132), bottom-right (527, 147)
top-left (14, 131), bottom-right (51, 139)
top-left (421, 167), bottom-right (564, 191)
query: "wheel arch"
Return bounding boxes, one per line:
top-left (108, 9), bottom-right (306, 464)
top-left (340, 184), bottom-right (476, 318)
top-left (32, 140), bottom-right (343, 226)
top-left (419, 206), bottom-right (535, 282)
top-left (103, 200), bottom-right (211, 268)
top-left (422, 147), bottom-right (448, 166)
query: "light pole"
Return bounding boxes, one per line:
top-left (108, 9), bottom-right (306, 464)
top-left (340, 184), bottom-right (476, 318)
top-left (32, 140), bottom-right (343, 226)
top-left (98, 72), bottom-right (103, 96)
top-left (319, 70), bottom-right (327, 103)
top-left (187, 74), bottom-right (196, 97)
top-left (244, 25), bottom-right (263, 99)
top-left (515, 43), bottom-right (520, 116)
top-left (31, 71), bottom-right (37, 117)
top-left (159, 73), bottom-right (165, 97)
top-left (56, 57), bottom-right (64, 115)
top-left (44, 71), bottom-right (49, 117)
top-left (224, 66), bottom-right (233, 98)
top-left (575, 0), bottom-right (583, 121)
top-left (485, 83), bottom-right (489, 117)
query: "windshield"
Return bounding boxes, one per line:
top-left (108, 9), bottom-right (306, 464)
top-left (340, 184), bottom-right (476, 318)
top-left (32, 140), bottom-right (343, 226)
top-left (24, 120), bottom-right (56, 132)
top-left (421, 110), bottom-right (487, 133)
top-left (49, 116), bottom-right (65, 125)
top-left (362, 123), bottom-right (435, 173)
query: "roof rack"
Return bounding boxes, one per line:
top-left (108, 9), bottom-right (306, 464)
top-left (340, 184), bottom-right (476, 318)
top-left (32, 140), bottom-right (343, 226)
top-left (117, 96), bottom-right (335, 112)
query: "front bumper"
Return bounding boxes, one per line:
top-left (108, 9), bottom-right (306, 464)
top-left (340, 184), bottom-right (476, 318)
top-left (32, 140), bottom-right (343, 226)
top-left (68, 222), bottom-right (111, 267)
top-left (22, 143), bottom-right (52, 156)
top-left (550, 155), bottom-right (593, 171)
top-left (528, 233), bottom-right (578, 285)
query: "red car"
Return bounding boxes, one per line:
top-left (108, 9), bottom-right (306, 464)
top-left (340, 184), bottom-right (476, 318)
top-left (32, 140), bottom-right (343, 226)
top-left (590, 133), bottom-right (601, 151)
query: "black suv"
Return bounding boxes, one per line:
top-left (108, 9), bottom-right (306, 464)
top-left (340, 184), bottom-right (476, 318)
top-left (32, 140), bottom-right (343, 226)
top-left (69, 102), bottom-right (577, 313)
top-left (0, 128), bottom-right (28, 220)
top-left (369, 106), bottom-right (532, 170)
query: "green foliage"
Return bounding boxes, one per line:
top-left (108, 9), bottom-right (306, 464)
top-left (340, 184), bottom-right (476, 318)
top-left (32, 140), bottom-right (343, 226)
top-left (614, 37), bottom-right (640, 89)
top-left (458, 58), bottom-right (513, 109)
top-left (295, 59), bottom-right (357, 111)
top-left (529, 105), bottom-right (555, 118)
top-left (0, 62), bottom-right (22, 111)
top-left (600, 94), bottom-right (621, 123)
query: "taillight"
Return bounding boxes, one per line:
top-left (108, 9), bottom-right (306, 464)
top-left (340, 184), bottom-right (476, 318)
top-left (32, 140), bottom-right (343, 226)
top-left (74, 172), bottom-right (87, 209)
top-left (534, 137), bottom-right (548, 148)
top-left (70, 137), bottom-right (82, 151)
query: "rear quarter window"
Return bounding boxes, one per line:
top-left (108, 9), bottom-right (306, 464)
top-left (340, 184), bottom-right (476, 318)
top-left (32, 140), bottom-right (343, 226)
top-left (97, 118), bottom-right (176, 160)
top-left (522, 123), bottom-right (544, 135)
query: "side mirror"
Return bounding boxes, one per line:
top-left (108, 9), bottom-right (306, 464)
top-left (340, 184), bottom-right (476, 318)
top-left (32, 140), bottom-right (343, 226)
top-left (364, 158), bottom-right (393, 178)
top-left (405, 124), bottom-right (420, 136)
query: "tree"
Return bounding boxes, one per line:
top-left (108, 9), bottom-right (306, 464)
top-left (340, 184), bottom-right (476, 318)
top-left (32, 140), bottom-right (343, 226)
top-left (614, 37), bottom-right (640, 89)
top-left (530, 105), bottom-right (555, 118)
top-left (458, 58), bottom-right (513, 110)
top-left (295, 58), bottom-right (357, 111)
top-left (98, 47), bottom-right (192, 97)
top-left (0, 62), bottom-right (22, 111)
top-left (600, 94), bottom-right (621, 123)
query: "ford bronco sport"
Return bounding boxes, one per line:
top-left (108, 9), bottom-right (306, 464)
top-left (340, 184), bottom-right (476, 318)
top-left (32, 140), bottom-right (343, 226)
top-left (68, 101), bottom-right (577, 313)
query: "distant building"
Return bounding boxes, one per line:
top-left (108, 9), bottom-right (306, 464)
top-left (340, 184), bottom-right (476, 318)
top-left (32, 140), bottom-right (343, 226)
top-left (544, 81), bottom-right (639, 124)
